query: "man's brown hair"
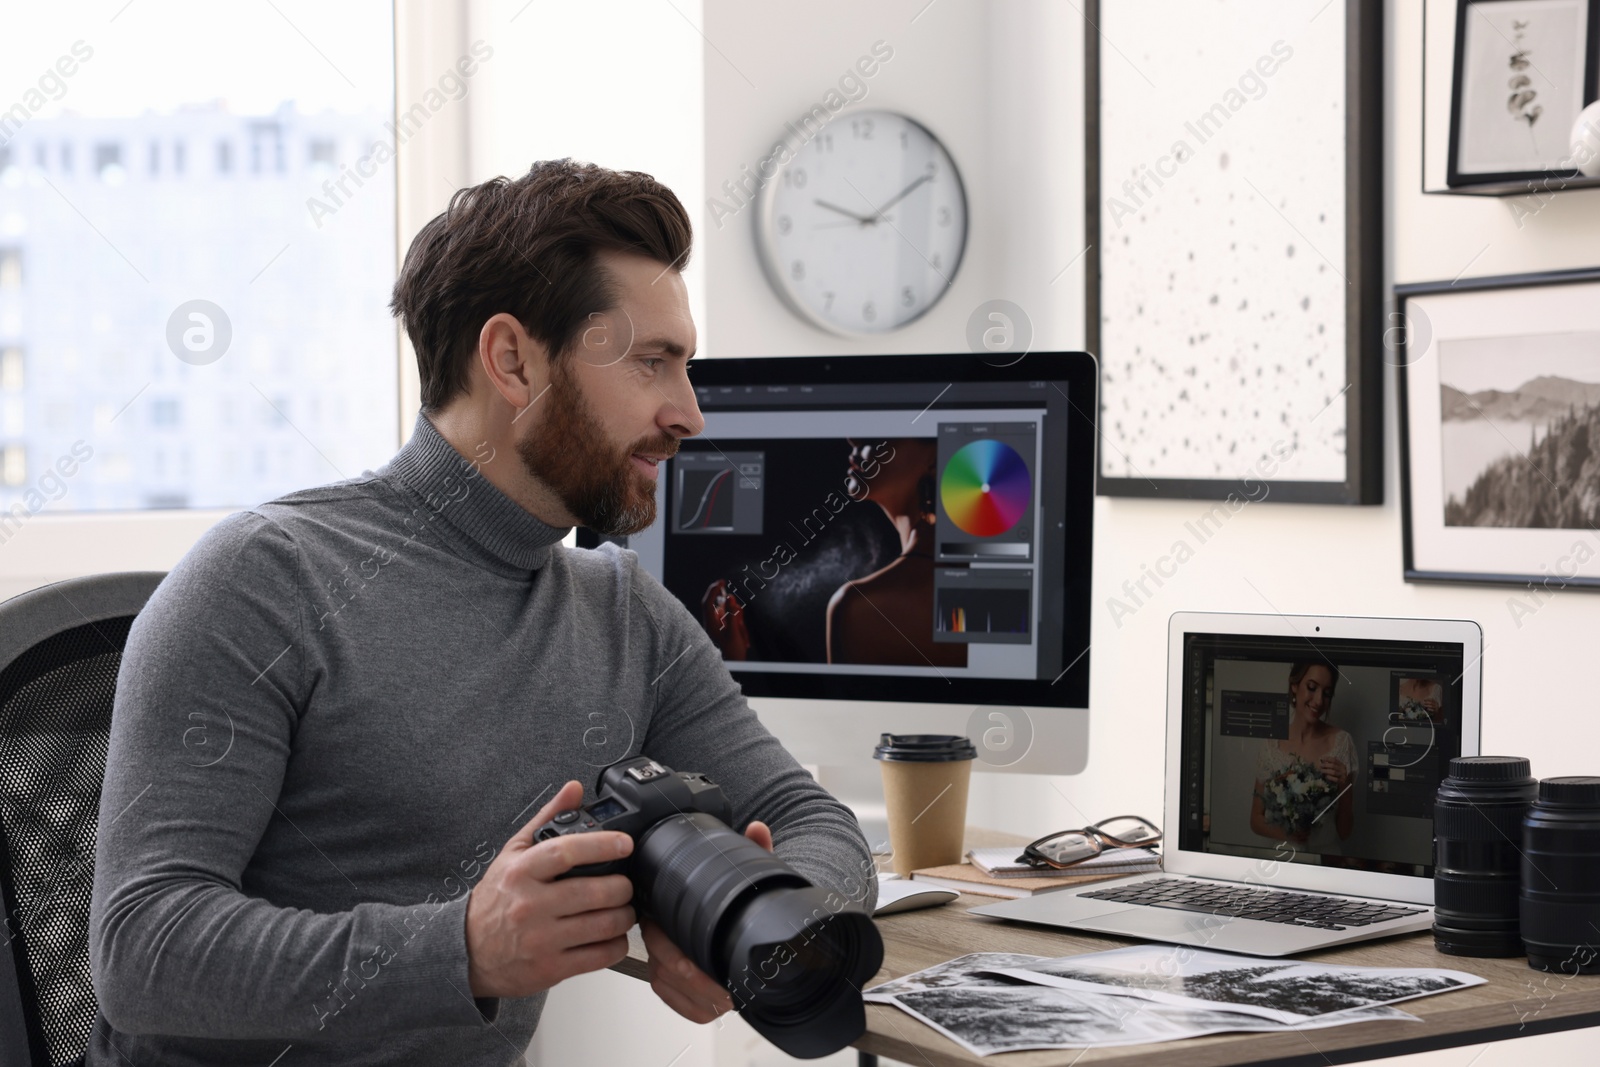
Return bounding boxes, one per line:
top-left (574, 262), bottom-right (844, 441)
top-left (390, 158), bottom-right (692, 413)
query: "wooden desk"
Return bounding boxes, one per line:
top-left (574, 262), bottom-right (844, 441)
top-left (617, 831), bottom-right (1600, 1066)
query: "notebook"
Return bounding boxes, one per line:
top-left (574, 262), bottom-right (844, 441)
top-left (968, 846), bottom-right (1161, 878)
top-left (911, 863), bottom-right (1146, 899)
top-left (972, 612), bottom-right (1483, 956)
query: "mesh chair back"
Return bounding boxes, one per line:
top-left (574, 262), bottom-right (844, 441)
top-left (0, 573), bottom-right (164, 1067)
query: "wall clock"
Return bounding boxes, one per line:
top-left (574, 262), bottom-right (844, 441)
top-left (755, 108), bottom-right (967, 335)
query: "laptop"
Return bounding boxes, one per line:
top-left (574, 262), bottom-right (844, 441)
top-left (972, 611), bottom-right (1483, 955)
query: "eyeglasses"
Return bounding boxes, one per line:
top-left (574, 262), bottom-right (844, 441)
top-left (1019, 815), bottom-right (1163, 870)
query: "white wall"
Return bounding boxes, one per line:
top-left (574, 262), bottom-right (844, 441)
top-left (701, 1), bottom-right (1084, 358)
top-left (466, 0), bottom-right (707, 357)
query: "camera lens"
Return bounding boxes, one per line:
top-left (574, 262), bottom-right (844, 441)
top-left (1433, 756), bottom-right (1537, 957)
top-left (633, 811), bottom-right (882, 1059)
top-left (1522, 777), bottom-right (1600, 974)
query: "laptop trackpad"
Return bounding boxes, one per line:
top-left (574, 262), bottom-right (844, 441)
top-left (1084, 907), bottom-right (1241, 944)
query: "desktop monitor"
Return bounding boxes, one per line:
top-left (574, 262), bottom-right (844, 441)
top-left (584, 351), bottom-right (1097, 787)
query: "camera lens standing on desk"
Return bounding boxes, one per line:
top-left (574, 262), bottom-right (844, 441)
top-left (1522, 776), bottom-right (1600, 974)
top-left (1433, 756), bottom-right (1538, 957)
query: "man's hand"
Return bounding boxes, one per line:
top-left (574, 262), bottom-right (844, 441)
top-left (466, 781), bottom-right (637, 999)
top-left (642, 820), bottom-right (772, 1023)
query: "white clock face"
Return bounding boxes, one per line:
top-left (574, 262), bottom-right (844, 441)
top-left (757, 110), bottom-right (967, 335)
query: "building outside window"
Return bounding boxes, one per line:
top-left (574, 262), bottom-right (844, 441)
top-left (0, 3), bottom-right (397, 515)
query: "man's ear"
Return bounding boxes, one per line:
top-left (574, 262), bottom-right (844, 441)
top-left (477, 313), bottom-right (551, 410)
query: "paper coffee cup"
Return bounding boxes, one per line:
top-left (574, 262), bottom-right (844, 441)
top-left (874, 733), bottom-right (977, 876)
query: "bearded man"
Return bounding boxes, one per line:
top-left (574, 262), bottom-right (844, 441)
top-left (87, 158), bottom-right (874, 1067)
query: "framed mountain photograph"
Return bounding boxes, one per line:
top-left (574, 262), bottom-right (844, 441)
top-left (1397, 267), bottom-right (1600, 589)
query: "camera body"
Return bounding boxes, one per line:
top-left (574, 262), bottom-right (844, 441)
top-left (530, 755), bottom-right (884, 1060)
top-left (534, 756), bottom-right (731, 882)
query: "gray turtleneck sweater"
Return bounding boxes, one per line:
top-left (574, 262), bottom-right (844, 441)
top-left (86, 413), bottom-right (876, 1066)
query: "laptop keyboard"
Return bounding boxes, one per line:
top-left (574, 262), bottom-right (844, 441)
top-left (1079, 877), bottom-right (1426, 931)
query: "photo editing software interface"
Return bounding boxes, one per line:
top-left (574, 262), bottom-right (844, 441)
top-left (626, 375), bottom-right (1078, 701)
top-left (1177, 633), bottom-right (1467, 877)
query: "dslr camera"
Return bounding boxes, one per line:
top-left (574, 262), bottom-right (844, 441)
top-left (535, 756), bottom-right (882, 1059)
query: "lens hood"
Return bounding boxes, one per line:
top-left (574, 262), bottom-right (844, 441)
top-left (721, 885), bottom-right (884, 1059)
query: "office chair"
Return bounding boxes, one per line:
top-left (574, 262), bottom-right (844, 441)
top-left (0, 573), bottom-right (165, 1067)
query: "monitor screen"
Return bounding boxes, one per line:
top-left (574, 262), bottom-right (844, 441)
top-left (1177, 631), bottom-right (1468, 877)
top-left (610, 352), bottom-right (1096, 709)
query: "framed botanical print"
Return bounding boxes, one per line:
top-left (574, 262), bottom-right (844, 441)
top-left (1447, 0), bottom-right (1600, 189)
top-left (1088, 0), bottom-right (1384, 504)
top-left (1397, 267), bottom-right (1600, 589)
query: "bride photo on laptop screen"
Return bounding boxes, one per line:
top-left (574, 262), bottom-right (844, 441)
top-left (1187, 634), bottom-right (1466, 876)
top-left (1248, 661), bottom-right (1358, 853)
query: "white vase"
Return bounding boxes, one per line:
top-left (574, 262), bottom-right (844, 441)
top-left (1571, 101), bottom-right (1600, 178)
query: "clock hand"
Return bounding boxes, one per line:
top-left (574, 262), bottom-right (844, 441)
top-left (813, 216), bottom-right (893, 229)
top-left (868, 173), bottom-right (934, 220)
top-left (813, 198), bottom-right (878, 224)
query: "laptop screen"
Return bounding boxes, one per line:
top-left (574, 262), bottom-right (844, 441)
top-left (1177, 631), bottom-right (1467, 878)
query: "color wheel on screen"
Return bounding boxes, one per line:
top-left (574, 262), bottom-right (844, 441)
top-left (940, 440), bottom-right (1032, 537)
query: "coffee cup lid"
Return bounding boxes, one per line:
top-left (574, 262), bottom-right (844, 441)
top-left (873, 733), bottom-right (978, 762)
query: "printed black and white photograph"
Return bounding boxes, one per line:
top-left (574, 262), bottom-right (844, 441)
top-left (992, 945), bottom-right (1482, 1025)
top-left (889, 983), bottom-right (1418, 1056)
top-left (1448, 0), bottom-right (1598, 186)
top-left (863, 953), bottom-right (1047, 1002)
top-left (1399, 270), bottom-right (1600, 586)
top-left (1439, 332), bottom-right (1600, 528)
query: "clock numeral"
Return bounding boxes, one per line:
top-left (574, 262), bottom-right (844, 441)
top-left (783, 168), bottom-right (808, 189)
top-left (823, 291), bottom-right (834, 311)
top-left (925, 161), bottom-right (937, 178)
top-left (818, 133), bottom-right (833, 153)
top-left (931, 253), bottom-right (943, 271)
top-left (777, 214), bottom-right (792, 235)
top-left (790, 260), bottom-right (805, 282)
top-left (901, 286), bottom-right (916, 308)
top-left (862, 300), bottom-right (876, 323)
top-left (851, 118), bottom-right (874, 140)
top-left (937, 206), bottom-right (952, 227)
top-left (899, 129), bottom-right (908, 150)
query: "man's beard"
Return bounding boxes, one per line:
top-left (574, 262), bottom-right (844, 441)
top-left (516, 359), bottom-right (677, 536)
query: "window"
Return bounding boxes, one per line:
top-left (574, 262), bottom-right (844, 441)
top-left (94, 143), bottom-right (123, 182)
top-left (0, 3), bottom-right (398, 514)
top-left (150, 398), bottom-right (180, 427)
top-left (2, 445), bottom-right (23, 486)
top-left (249, 122), bottom-right (285, 175)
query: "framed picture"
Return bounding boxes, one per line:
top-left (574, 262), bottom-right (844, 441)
top-left (1447, 0), bottom-right (1600, 188)
top-left (1088, 0), bottom-right (1383, 504)
top-left (1397, 267), bottom-right (1600, 589)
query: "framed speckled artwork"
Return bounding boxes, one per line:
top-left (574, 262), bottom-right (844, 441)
top-left (1088, 0), bottom-right (1384, 503)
